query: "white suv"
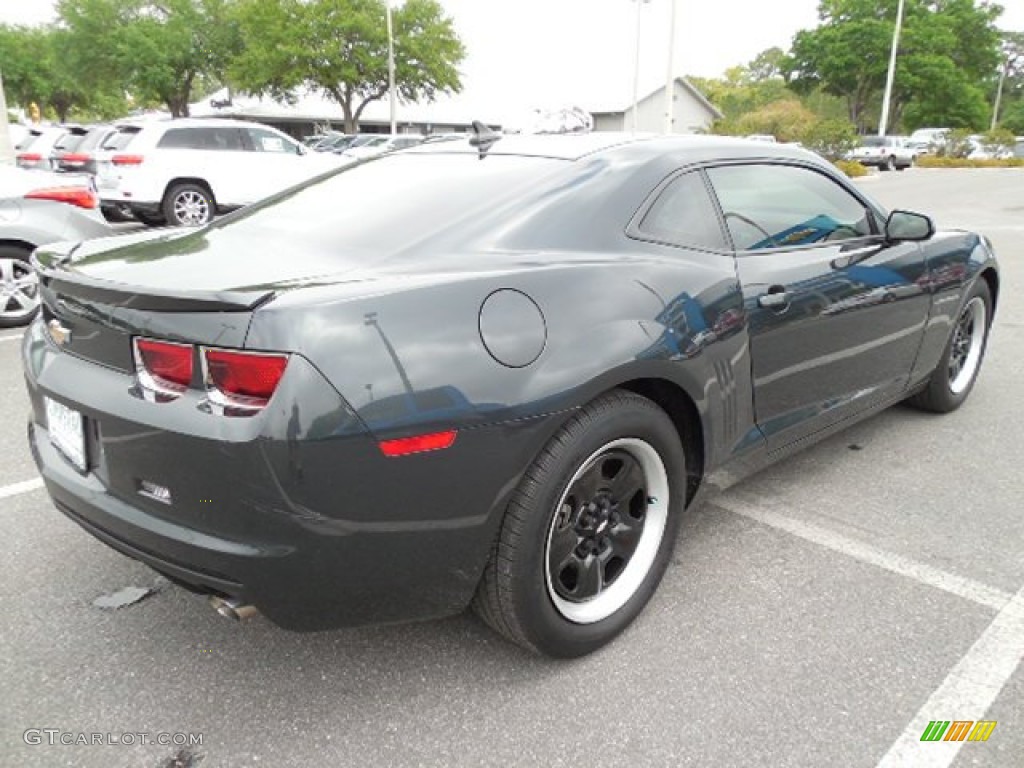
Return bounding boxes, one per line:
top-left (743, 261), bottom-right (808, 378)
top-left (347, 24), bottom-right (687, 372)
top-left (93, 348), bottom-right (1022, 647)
top-left (95, 118), bottom-right (337, 226)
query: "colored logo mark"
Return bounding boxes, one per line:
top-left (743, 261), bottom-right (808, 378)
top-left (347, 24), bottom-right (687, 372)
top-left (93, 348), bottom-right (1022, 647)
top-left (920, 720), bottom-right (997, 742)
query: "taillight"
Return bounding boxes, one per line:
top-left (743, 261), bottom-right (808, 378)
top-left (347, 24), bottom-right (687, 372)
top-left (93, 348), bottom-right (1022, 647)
top-left (17, 152), bottom-right (42, 163)
top-left (112, 154), bottom-right (144, 166)
top-left (60, 152), bottom-right (90, 163)
top-left (379, 431), bottom-right (458, 457)
top-left (203, 349), bottom-right (289, 414)
top-left (133, 338), bottom-right (194, 399)
top-left (25, 186), bottom-right (98, 210)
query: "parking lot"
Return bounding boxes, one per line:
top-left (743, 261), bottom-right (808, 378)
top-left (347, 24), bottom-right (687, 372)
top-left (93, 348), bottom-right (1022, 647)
top-left (1, 168), bottom-right (1022, 768)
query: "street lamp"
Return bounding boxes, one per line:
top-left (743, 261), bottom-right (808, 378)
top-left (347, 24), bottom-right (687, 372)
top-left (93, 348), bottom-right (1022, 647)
top-left (878, 0), bottom-right (906, 137)
top-left (663, 0), bottom-right (678, 134)
top-left (385, 0), bottom-right (400, 135)
top-left (630, 0), bottom-right (651, 133)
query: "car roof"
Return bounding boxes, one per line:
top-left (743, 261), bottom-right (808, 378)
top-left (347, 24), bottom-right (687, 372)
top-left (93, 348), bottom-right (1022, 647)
top-left (405, 132), bottom-right (821, 164)
top-left (114, 117), bottom-right (281, 131)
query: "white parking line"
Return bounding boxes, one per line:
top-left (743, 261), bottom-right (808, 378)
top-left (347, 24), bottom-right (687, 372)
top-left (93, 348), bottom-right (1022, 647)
top-left (874, 584), bottom-right (1024, 768)
top-left (0, 478), bottom-right (44, 500)
top-left (711, 497), bottom-right (1014, 611)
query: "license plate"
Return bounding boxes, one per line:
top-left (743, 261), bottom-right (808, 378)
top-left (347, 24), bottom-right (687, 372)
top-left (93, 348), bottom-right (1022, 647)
top-left (45, 397), bottom-right (86, 471)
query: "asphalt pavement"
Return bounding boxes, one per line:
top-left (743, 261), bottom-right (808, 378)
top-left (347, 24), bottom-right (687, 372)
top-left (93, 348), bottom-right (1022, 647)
top-left (1, 168), bottom-right (1022, 768)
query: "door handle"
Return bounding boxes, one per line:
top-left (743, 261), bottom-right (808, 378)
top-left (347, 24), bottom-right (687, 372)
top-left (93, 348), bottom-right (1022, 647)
top-left (758, 286), bottom-right (790, 309)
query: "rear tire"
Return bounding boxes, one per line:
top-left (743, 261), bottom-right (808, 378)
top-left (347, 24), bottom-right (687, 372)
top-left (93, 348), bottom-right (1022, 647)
top-left (906, 280), bottom-right (992, 413)
top-left (0, 245), bottom-right (40, 328)
top-left (472, 389), bottom-right (687, 657)
top-left (163, 182), bottom-right (214, 227)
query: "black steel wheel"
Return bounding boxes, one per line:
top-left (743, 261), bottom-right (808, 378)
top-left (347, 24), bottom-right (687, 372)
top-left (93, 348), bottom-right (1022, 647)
top-left (907, 279), bottom-right (992, 413)
top-left (473, 389), bottom-right (687, 657)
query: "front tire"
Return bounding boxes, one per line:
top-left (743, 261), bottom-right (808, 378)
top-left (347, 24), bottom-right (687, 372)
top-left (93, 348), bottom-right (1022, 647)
top-left (906, 280), bottom-right (992, 413)
top-left (0, 245), bottom-right (40, 328)
top-left (163, 182), bottom-right (214, 227)
top-left (473, 390), bottom-right (687, 657)
top-left (883, 155), bottom-right (896, 172)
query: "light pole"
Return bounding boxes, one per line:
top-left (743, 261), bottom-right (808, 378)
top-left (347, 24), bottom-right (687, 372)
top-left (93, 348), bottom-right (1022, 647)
top-left (0, 69), bottom-right (14, 165)
top-left (878, 0), bottom-right (906, 137)
top-left (630, 0), bottom-right (650, 133)
top-left (663, 0), bottom-right (678, 134)
top-left (386, 0), bottom-right (398, 135)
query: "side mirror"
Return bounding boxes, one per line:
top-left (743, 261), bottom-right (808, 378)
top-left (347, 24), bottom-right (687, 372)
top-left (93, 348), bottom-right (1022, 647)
top-left (885, 210), bottom-right (934, 242)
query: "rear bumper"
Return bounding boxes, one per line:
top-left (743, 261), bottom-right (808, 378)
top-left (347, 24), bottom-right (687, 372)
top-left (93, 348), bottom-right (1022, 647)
top-left (22, 319), bottom-right (553, 630)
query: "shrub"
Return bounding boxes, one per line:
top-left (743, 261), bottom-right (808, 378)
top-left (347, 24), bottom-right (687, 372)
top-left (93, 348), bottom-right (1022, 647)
top-left (934, 128), bottom-right (974, 159)
top-left (980, 127), bottom-right (1017, 158)
top-left (799, 119), bottom-right (859, 161)
top-left (732, 99), bottom-right (818, 143)
top-left (833, 159), bottom-right (869, 177)
top-left (915, 156), bottom-right (1024, 168)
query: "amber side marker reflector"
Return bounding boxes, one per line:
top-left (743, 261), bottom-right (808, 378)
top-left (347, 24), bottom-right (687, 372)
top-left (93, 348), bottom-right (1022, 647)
top-left (379, 430), bottom-right (457, 457)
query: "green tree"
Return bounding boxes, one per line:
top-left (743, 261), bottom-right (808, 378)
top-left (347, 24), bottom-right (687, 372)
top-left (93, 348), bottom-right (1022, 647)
top-left (0, 23), bottom-right (120, 121)
top-left (57, 0), bottom-right (240, 117)
top-left (786, 0), bottom-right (1003, 131)
top-left (230, 0), bottom-right (464, 132)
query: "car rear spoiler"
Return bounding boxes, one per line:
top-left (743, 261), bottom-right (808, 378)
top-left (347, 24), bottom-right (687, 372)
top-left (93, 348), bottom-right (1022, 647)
top-left (33, 243), bottom-right (274, 313)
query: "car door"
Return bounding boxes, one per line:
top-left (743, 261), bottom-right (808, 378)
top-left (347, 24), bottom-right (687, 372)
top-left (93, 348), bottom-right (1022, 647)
top-left (179, 126), bottom-right (248, 206)
top-left (705, 162), bottom-right (931, 451)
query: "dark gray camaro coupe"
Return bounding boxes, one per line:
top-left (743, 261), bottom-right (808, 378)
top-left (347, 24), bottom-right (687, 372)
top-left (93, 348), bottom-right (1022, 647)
top-left (23, 134), bottom-right (998, 657)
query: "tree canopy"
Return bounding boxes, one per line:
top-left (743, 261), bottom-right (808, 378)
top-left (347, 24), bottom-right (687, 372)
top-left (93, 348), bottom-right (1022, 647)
top-left (230, 0), bottom-right (464, 133)
top-left (786, 0), bottom-right (1004, 130)
top-left (2, 0), bottom-right (463, 128)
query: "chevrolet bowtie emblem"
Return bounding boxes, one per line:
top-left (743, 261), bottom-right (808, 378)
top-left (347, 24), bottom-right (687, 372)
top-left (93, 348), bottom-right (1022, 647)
top-left (47, 319), bottom-right (72, 346)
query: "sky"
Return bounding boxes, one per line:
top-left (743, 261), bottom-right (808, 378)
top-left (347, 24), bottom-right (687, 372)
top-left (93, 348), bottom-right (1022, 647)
top-left (3, 0), bottom-right (1024, 118)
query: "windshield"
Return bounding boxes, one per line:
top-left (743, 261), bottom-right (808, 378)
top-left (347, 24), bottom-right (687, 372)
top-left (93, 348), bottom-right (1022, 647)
top-left (861, 137), bottom-right (891, 147)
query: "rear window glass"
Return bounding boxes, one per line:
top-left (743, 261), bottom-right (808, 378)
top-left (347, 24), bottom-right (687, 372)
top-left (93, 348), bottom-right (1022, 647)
top-left (103, 126), bottom-right (142, 150)
top-left (77, 127), bottom-right (114, 152)
top-left (16, 132), bottom-right (46, 151)
top-left (52, 130), bottom-right (88, 152)
top-left (228, 154), bottom-right (561, 252)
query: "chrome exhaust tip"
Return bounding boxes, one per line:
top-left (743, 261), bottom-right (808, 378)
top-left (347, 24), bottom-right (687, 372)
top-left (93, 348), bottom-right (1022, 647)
top-left (208, 595), bottom-right (258, 621)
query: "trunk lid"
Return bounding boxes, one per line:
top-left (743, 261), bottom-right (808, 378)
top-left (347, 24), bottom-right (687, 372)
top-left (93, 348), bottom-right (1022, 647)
top-left (34, 235), bottom-right (269, 372)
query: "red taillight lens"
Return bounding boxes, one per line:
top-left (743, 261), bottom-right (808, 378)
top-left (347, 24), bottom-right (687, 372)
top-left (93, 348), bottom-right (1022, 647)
top-left (17, 152), bottom-right (43, 162)
top-left (204, 349), bottom-right (289, 411)
top-left (379, 431), bottom-right (458, 457)
top-left (60, 152), bottom-right (90, 163)
top-left (25, 186), bottom-right (98, 210)
top-left (112, 154), bottom-right (144, 166)
top-left (134, 338), bottom-right (194, 395)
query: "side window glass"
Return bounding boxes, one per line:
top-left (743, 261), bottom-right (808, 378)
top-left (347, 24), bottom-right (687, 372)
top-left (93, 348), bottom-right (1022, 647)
top-left (157, 128), bottom-right (190, 149)
top-left (706, 164), bottom-right (875, 251)
top-left (247, 128), bottom-right (294, 153)
top-left (638, 170), bottom-right (728, 251)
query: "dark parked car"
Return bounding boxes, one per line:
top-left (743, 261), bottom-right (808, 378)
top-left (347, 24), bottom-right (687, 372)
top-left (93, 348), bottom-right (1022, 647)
top-left (23, 134), bottom-right (998, 657)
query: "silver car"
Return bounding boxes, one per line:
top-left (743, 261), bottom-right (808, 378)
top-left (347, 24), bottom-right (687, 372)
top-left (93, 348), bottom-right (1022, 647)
top-left (0, 166), bottom-right (112, 327)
